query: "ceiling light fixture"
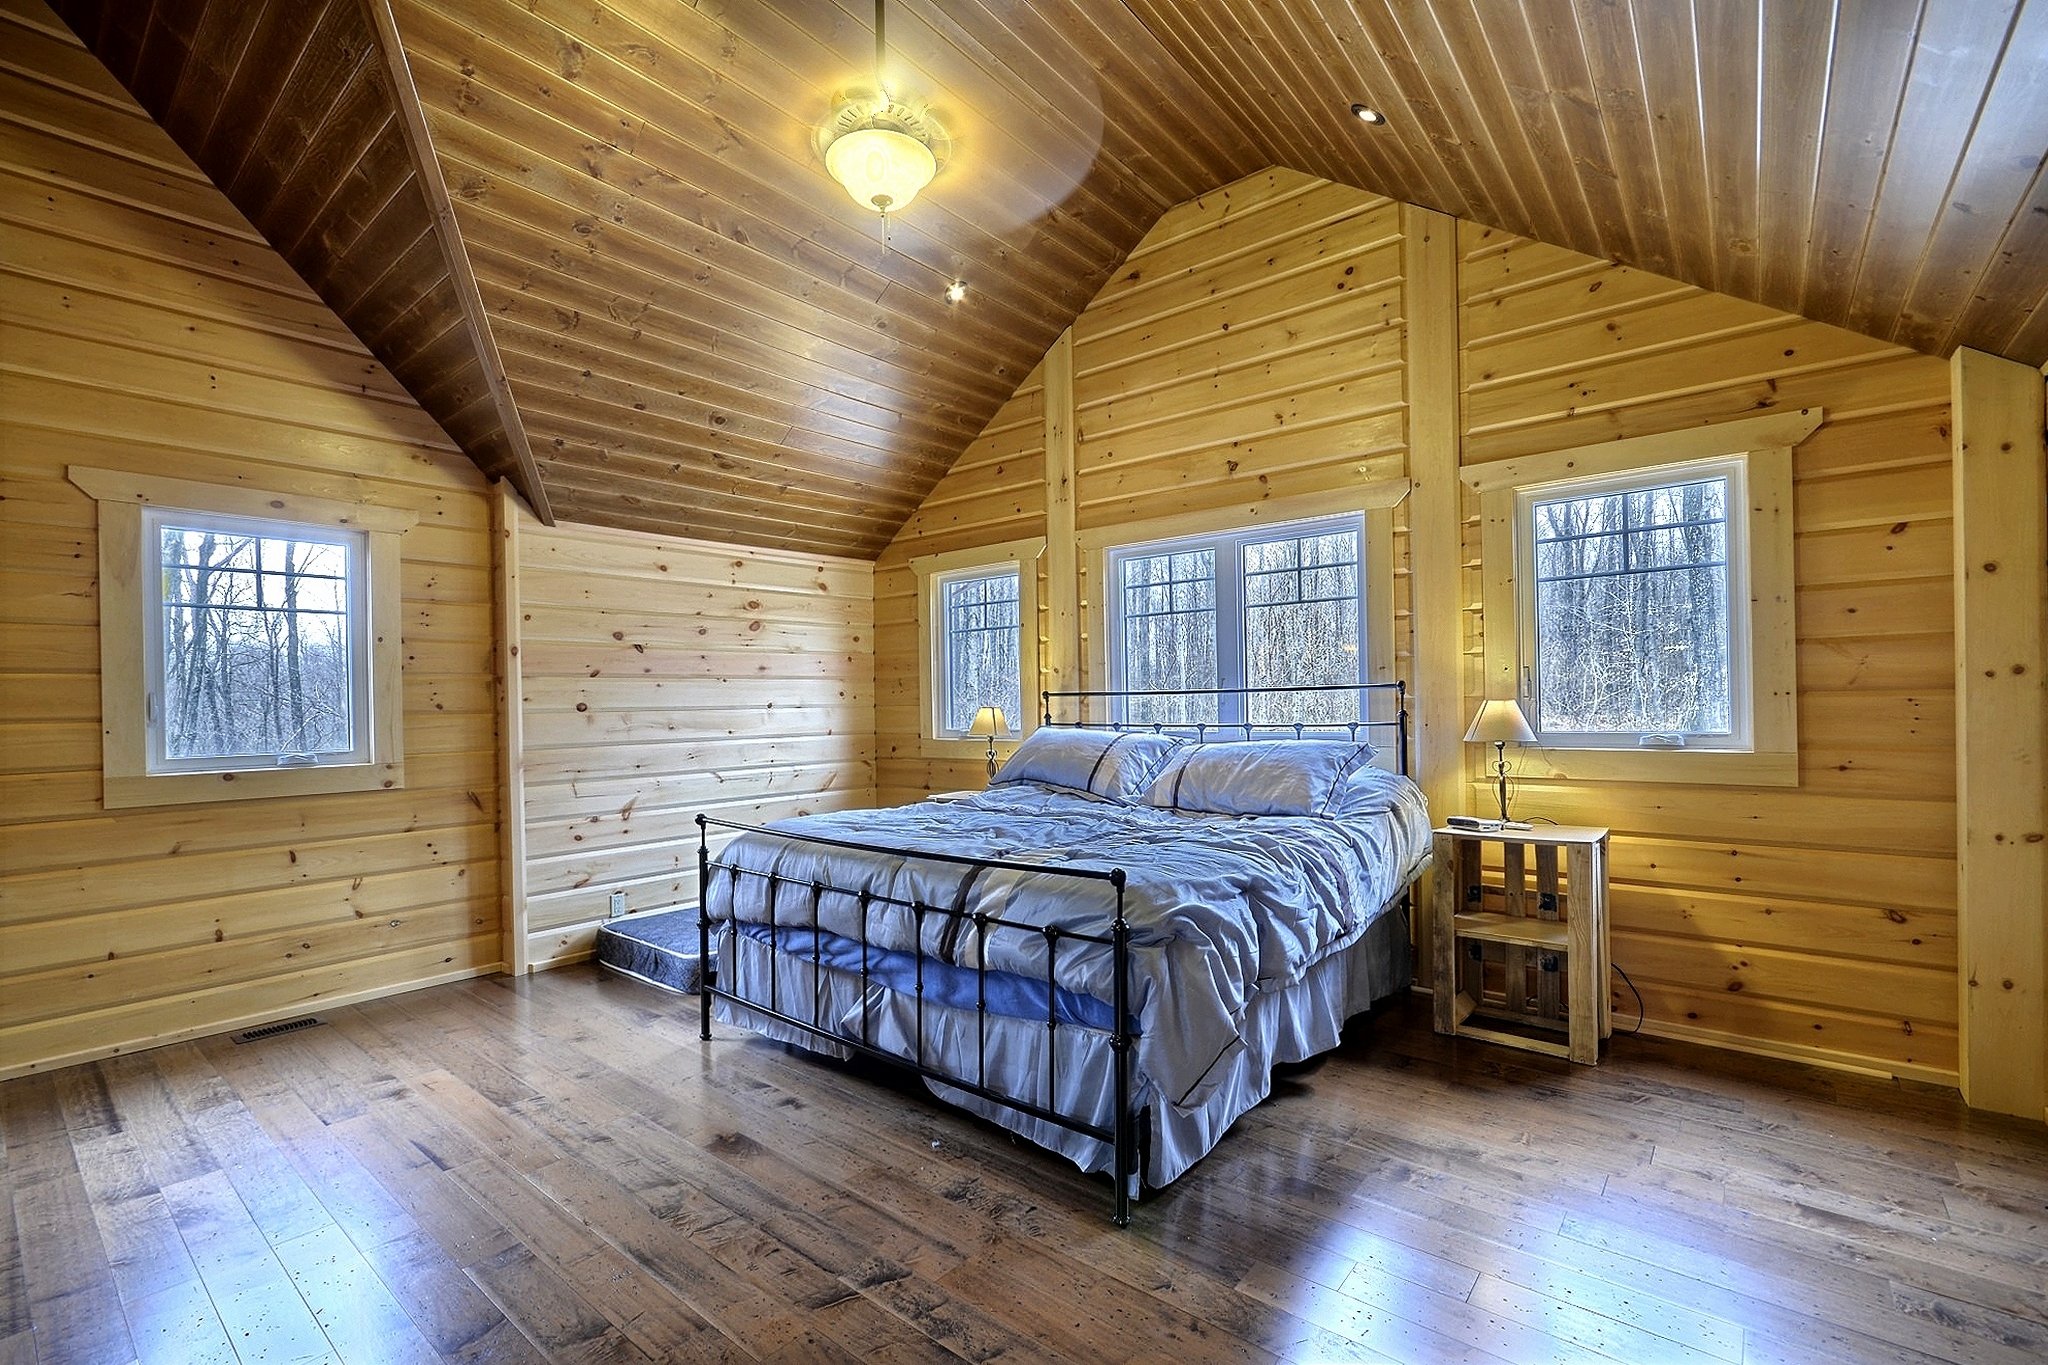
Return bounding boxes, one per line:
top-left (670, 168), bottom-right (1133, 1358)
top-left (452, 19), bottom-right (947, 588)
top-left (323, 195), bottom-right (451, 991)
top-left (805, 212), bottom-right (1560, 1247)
top-left (945, 280), bottom-right (967, 303)
top-left (822, 0), bottom-right (942, 218)
top-left (1350, 103), bottom-right (1387, 126)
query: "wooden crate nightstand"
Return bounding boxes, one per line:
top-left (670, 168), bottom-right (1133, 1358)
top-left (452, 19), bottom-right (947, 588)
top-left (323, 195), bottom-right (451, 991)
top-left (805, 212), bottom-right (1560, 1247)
top-left (1430, 824), bottom-right (1612, 1064)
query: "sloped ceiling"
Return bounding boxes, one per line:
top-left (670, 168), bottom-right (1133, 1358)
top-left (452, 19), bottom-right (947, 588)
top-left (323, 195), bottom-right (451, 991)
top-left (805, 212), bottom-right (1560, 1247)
top-left (44, 0), bottom-right (2048, 557)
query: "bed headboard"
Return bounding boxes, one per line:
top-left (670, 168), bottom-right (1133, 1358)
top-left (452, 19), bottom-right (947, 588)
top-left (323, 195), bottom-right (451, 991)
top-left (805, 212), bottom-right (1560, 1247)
top-left (1039, 682), bottom-right (1411, 776)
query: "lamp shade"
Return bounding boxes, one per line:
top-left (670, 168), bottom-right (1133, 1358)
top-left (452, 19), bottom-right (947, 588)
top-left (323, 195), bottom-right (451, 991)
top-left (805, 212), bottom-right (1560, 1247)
top-left (967, 705), bottom-right (1009, 739)
top-left (825, 125), bottom-right (937, 213)
top-left (1464, 698), bottom-right (1535, 744)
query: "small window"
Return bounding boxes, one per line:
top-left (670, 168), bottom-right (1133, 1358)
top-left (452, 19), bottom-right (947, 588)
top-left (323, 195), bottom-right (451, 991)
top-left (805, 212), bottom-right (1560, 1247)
top-left (69, 466), bottom-right (414, 808)
top-left (934, 564), bottom-right (1022, 738)
top-left (1519, 459), bottom-right (1749, 750)
top-left (144, 508), bottom-right (371, 772)
top-left (1108, 513), bottom-right (1367, 727)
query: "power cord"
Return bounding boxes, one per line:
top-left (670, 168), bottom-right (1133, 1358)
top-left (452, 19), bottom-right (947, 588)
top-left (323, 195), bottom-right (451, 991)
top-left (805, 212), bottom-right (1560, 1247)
top-left (1612, 961), bottom-right (1645, 1035)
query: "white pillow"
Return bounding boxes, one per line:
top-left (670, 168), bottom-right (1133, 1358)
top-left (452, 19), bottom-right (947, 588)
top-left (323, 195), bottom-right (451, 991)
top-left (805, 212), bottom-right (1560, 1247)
top-left (991, 727), bottom-right (1184, 802)
top-left (1143, 739), bottom-right (1377, 817)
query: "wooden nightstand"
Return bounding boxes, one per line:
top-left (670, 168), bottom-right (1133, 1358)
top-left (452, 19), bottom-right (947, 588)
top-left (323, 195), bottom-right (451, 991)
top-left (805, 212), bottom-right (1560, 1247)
top-left (1430, 823), bottom-right (1611, 1064)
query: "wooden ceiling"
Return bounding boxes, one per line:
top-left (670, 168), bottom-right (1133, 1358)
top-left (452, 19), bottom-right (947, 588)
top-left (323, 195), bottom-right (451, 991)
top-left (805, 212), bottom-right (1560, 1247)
top-left (43, 0), bottom-right (2048, 555)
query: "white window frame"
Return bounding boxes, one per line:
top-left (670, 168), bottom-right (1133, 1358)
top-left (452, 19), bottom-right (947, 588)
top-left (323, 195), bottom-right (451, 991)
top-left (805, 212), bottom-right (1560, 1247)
top-left (1514, 455), bottom-right (1752, 752)
top-left (910, 536), bottom-right (1044, 746)
top-left (1105, 511), bottom-right (1371, 726)
top-left (68, 467), bottom-right (416, 809)
top-left (1461, 408), bottom-right (1817, 786)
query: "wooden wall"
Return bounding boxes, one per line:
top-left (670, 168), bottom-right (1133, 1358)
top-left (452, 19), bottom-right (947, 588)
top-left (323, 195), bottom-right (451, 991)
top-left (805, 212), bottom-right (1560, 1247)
top-left (869, 167), bottom-right (1964, 1085)
top-left (512, 514), bottom-right (875, 968)
top-left (877, 168), bottom-right (1407, 802)
top-left (1456, 224), bottom-right (1958, 1083)
top-left (0, 8), bottom-right (502, 1077)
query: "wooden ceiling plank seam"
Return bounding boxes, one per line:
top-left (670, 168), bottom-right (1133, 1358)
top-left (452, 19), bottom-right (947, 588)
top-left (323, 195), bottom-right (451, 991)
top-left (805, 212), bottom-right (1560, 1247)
top-left (259, 60), bottom-right (406, 262)
top-left (220, 0), bottom-right (353, 208)
top-left (712, 0), bottom-right (1160, 252)
top-left (1516, 0), bottom-right (1640, 268)
top-left (1947, 154), bottom-right (2048, 359)
top-left (1115, 0), bottom-right (1303, 173)
top-left (126, 0), bottom-right (203, 116)
top-left (438, 162), bottom-right (1018, 419)
top-left (503, 351), bottom-right (948, 499)
top-left (537, 472), bottom-right (892, 557)
top-left (1891, 0), bottom-right (2048, 357)
top-left (1626, 0), bottom-right (1722, 292)
top-left (1216, 3), bottom-right (1351, 178)
top-left (1843, 0), bottom-right (2023, 344)
top-left (932, 0), bottom-right (1225, 202)
top-left (365, 0), bottom-right (552, 524)
top-left (285, 129), bottom-right (420, 288)
top-left (1185, 0), bottom-right (1353, 170)
top-left (1692, 0), bottom-right (1764, 302)
top-left (322, 208), bottom-right (440, 327)
top-left (365, 279), bottom-right (479, 386)
top-left (1324, 0), bottom-right (1497, 221)
top-left (1380, 0), bottom-right (1563, 248)
top-left (1561, 0), bottom-right (1678, 279)
top-left (819, 0), bottom-right (1185, 226)
top-left (401, 3), bottom-right (1117, 341)
top-left (1753, 0), bottom-right (1835, 318)
top-left (231, 15), bottom-right (379, 239)
top-left (186, 0), bottom-right (310, 175)
top-left (491, 325), bottom-right (960, 481)
top-left (1798, 0), bottom-right (1922, 332)
top-left (1442, 0), bottom-right (1601, 256)
top-left (480, 303), bottom-right (979, 462)
top-left (158, 0), bottom-right (265, 152)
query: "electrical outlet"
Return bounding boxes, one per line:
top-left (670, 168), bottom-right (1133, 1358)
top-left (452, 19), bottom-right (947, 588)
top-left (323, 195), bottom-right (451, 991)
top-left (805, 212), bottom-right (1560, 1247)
top-left (608, 890), bottom-right (627, 918)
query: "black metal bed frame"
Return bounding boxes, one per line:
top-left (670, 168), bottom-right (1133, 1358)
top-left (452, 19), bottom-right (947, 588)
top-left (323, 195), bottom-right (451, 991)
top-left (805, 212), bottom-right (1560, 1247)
top-left (696, 680), bottom-right (1410, 1227)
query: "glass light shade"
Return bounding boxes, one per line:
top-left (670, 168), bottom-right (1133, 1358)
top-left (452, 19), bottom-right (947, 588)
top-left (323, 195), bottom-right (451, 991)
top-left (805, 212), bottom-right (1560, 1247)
top-left (968, 705), bottom-right (1008, 738)
top-left (825, 125), bottom-right (937, 213)
top-left (1465, 698), bottom-right (1536, 744)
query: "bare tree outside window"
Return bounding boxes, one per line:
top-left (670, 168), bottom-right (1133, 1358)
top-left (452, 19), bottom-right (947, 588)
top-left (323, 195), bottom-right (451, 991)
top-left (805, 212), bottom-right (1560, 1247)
top-left (940, 568), bottom-right (1021, 734)
top-left (1530, 476), bottom-right (1732, 736)
top-left (155, 520), bottom-right (358, 764)
top-left (1120, 548), bottom-right (1218, 725)
top-left (1244, 530), bottom-right (1361, 725)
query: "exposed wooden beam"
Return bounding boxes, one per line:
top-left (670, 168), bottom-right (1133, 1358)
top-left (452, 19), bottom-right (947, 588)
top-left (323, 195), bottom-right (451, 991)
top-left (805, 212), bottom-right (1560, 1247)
top-left (358, 0), bottom-right (553, 525)
top-left (1949, 346), bottom-right (2047, 1120)
top-left (1042, 327), bottom-right (1078, 694)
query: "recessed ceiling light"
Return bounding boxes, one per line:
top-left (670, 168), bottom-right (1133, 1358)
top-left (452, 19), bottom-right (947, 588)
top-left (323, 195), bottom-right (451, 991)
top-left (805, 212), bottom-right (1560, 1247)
top-left (1350, 103), bottom-right (1386, 126)
top-left (945, 280), bottom-right (968, 303)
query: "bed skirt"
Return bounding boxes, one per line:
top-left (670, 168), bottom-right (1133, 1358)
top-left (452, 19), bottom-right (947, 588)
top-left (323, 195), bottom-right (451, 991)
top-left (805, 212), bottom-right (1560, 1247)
top-left (711, 906), bottom-right (1411, 1189)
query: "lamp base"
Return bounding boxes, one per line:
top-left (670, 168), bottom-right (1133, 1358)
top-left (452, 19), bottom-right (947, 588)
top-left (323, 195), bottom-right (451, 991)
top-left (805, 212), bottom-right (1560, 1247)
top-left (1492, 741), bottom-right (1512, 821)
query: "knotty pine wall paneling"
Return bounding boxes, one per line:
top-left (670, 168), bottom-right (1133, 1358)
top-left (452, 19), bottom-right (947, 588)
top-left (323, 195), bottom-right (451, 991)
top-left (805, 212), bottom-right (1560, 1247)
top-left (514, 515), bottom-right (875, 968)
top-left (1457, 222), bottom-right (1959, 1083)
top-left (0, 10), bottom-right (502, 1077)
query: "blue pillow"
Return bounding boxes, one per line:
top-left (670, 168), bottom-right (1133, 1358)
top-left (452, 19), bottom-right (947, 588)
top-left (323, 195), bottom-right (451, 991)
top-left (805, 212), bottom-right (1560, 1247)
top-left (992, 727), bottom-right (1184, 802)
top-left (1143, 739), bottom-right (1377, 817)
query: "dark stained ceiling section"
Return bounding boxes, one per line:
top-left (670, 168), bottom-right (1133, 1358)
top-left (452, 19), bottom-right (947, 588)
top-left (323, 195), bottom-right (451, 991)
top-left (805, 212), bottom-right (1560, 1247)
top-left (40, 1), bottom-right (2048, 556)
top-left (44, 0), bottom-right (550, 521)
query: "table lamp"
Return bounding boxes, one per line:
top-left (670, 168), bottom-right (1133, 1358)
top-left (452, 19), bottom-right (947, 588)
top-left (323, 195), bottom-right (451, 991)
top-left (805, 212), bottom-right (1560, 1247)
top-left (967, 705), bottom-right (1008, 782)
top-left (1464, 698), bottom-right (1535, 820)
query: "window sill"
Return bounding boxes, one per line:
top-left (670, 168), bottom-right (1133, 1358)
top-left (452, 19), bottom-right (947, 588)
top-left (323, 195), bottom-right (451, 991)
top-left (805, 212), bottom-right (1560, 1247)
top-left (1508, 747), bottom-right (1797, 787)
top-left (104, 761), bottom-right (405, 810)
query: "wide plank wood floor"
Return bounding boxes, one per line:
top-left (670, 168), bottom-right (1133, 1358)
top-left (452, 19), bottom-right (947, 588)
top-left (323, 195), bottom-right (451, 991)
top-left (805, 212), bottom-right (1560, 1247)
top-left (2, 968), bottom-right (2045, 1365)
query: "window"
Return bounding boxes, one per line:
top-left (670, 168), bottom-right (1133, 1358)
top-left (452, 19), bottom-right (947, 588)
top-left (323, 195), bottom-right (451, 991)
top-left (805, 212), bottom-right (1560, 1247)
top-left (145, 509), bottom-right (371, 772)
top-left (69, 467), bottom-right (415, 808)
top-left (935, 565), bottom-right (1022, 737)
top-left (1461, 408), bottom-right (1813, 785)
top-left (910, 536), bottom-right (1043, 743)
top-left (1108, 513), bottom-right (1368, 727)
top-left (1519, 459), bottom-right (1748, 749)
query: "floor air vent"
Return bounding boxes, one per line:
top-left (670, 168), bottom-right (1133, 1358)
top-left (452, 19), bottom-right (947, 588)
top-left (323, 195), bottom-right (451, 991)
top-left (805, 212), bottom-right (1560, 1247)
top-left (230, 1016), bottom-right (323, 1044)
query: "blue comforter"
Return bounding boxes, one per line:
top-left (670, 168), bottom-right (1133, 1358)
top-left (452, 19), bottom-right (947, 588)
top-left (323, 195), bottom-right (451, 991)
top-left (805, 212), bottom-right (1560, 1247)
top-left (702, 772), bottom-right (1432, 1108)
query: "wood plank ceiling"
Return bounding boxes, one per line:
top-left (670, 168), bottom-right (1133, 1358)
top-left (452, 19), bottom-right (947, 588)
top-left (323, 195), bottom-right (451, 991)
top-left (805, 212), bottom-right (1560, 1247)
top-left (41, 0), bottom-right (2048, 556)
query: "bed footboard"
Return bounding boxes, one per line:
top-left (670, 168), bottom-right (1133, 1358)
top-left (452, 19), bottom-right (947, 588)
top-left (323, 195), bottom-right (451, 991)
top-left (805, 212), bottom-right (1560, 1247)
top-left (695, 813), bottom-right (1142, 1226)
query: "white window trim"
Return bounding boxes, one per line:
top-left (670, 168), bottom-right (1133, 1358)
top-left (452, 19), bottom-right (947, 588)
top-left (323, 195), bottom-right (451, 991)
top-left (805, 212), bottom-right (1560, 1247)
top-left (1461, 408), bottom-right (1818, 787)
top-left (1514, 455), bottom-right (1752, 751)
top-left (1104, 511), bottom-right (1373, 726)
top-left (69, 466), bottom-right (416, 809)
top-left (1076, 482), bottom-right (1409, 744)
top-left (910, 536), bottom-right (1044, 748)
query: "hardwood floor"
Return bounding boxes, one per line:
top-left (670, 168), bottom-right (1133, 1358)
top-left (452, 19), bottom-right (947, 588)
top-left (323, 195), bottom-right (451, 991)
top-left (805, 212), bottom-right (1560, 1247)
top-left (2, 969), bottom-right (2044, 1365)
